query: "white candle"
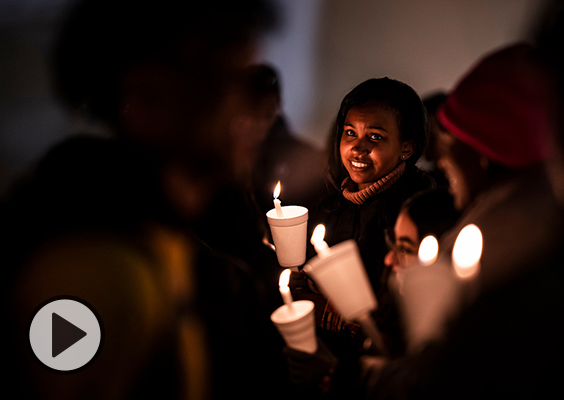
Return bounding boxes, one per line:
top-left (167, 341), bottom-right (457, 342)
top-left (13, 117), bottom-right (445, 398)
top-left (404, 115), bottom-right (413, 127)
top-left (310, 224), bottom-right (331, 259)
top-left (418, 235), bottom-right (439, 266)
top-left (273, 181), bottom-right (284, 218)
top-left (452, 224), bottom-right (482, 279)
top-left (279, 269), bottom-right (294, 311)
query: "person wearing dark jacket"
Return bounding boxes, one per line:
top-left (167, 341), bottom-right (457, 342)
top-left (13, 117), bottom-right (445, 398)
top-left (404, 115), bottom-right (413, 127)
top-left (292, 78), bottom-right (433, 366)
top-left (2, 1), bottom-right (291, 399)
top-left (364, 41), bottom-right (564, 400)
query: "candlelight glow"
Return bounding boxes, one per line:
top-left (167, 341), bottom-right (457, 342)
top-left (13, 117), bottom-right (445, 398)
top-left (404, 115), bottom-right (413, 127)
top-left (311, 224), bottom-right (326, 245)
top-left (279, 268), bottom-right (291, 287)
top-left (418, 235), bottom-right (439, 266)
top-left (273, 181), bottom-right (281, 199)
top-left (452, 224), bottom-right (483, 279)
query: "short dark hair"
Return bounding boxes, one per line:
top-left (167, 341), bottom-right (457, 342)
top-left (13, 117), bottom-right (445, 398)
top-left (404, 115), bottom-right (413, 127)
top-left (328, 78), bottom-right (429, 188)
top-left (401, 187), bottom-right (460, 241)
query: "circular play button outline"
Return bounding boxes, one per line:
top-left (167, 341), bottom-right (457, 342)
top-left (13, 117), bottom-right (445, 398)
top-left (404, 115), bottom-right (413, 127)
top-left (28, 295), bottom-right (104, 374)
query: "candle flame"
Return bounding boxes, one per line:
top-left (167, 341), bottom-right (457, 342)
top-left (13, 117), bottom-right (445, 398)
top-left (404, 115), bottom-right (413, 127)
top-left (452, 224), bottom-right (483, 278)
top-left (418, 235), bottom-right (439, 266)
top-left (273, 181), bottom-right (281, 199)
top-left (279, 268), bottom-right (291, 287)
top-left (311, 224), bottom-right (326, 245)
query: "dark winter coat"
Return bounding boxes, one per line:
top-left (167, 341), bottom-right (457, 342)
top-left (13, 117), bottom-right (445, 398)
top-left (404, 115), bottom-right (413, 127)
top-left (308, 165), bottom-right (434, 295)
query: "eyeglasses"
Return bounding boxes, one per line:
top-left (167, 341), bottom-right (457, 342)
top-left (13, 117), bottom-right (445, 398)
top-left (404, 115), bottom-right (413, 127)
top-left (384, 228), bottom-right (417, 257)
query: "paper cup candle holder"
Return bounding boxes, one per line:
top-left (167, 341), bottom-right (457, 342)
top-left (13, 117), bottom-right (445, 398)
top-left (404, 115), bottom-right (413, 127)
top-left (270, 268), bottom-right (317, 354)
top-left (304, 224), bottom-right (386, 353)
top-left (266, 181), bottom-right (309, 269)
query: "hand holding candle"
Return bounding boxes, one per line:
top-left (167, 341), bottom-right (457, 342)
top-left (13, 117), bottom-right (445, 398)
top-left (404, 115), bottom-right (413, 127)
top-left (304, 233), bottom-right (385, 354)
top-left (266, 183), bottom-right (309, 268)
top-left (303, 237), bottom-right (377, 321)
top-left (271, 268), bottom-right (317, 353)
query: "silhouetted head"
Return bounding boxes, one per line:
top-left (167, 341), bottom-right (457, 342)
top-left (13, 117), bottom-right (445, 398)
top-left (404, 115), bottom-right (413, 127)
top-left (54, 0), bottom-right (275, 160)
top-left (437, 43), bottom-right (551, 210)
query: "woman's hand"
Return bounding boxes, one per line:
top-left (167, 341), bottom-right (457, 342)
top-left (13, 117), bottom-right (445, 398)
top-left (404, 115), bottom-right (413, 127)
top-left (289, 270), bottom-right (327, 326)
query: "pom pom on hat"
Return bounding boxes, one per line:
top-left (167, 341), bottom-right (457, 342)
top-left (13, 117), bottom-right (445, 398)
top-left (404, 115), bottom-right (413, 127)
top-left (438, 43), bottom-right (552, 169)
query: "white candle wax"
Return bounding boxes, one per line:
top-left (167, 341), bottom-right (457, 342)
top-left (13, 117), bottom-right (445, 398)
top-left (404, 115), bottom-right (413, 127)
top-left (313, 240), bottom-right (330, 259)
top-left (280, 285), bottom-right (294, 306)
top-left (273, 181), bottom-right (284, 217)
top-left (274, 198), bottom-right (284, 218)
top-left (279, 269), bottom-right (294, 312)
top-left (311, 224), bottom-right (331, 258)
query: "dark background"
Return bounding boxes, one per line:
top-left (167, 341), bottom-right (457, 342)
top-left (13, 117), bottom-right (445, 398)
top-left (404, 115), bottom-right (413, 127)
top-left (0, 0), bottom-right (550, 197)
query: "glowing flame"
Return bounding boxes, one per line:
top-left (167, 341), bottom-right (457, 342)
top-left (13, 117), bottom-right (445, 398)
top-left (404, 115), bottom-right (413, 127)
top-left (452, 224), bottom-right (483, 279)
top-left (273, 181), bottom-right (281, 199)
top-left (418, 235), bottom-right (439, 266)
top-left (279, 268), bottom-right (291, 287)
top-left (311, 224), bottom-right (326, 245)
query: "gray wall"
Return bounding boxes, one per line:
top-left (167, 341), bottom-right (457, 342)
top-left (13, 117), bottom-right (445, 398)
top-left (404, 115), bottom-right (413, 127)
top-left (258, 0), bottom-right (548, 147)
top-left (0, 0), bottom-right (551, 196)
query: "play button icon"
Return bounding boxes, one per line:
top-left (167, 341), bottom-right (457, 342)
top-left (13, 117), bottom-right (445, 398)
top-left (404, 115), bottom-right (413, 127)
top-left (52, 312), bottom-right (87, 357)
top-left (29, 296), bottom-right (103, 372)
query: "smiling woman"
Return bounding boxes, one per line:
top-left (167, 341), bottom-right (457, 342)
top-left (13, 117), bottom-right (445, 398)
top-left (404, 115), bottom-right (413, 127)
top-left (296, 77), bottom-right (434, 358)
top-left (340, 105), bottom-right (413, 190)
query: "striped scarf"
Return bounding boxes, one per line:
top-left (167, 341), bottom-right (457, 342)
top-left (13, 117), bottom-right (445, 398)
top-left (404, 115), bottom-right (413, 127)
top-left (341, 161), bottom-right (406, 205)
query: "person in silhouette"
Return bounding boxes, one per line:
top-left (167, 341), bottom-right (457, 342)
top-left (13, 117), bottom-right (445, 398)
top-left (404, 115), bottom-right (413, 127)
top-left (364, 42), bottom-right (564, 399)
top-left (3, 1), bottom-right (293, 399)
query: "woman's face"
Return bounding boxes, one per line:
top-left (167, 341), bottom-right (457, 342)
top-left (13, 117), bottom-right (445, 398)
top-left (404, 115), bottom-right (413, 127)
top-left (340, 105), bottom-right (413, 190)
top-left (384, 210), bottom-right (420, 274)
top-left (436, 129), bottom-right (487, 211)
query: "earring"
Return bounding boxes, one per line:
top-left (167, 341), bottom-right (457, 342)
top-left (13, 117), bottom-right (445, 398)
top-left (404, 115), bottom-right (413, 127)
top-left (401, 155), bottom-right (405, 159)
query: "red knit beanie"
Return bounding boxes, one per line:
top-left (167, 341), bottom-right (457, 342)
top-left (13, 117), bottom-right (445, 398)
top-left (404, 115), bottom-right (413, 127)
top-left (438, 43), bottom-right (552, 169)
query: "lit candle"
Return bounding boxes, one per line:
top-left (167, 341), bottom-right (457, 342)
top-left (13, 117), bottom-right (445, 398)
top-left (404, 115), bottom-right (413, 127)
top-left (273, 181), bottom-right (284, 218)
top-left (279, 269), bottom-right (294, 311)
top-left (418, 235), bottom-right (439, 266)
top-left (452, 224), bottom-right (483, 279)
top-left (310, 224), bottom-right (331, 258)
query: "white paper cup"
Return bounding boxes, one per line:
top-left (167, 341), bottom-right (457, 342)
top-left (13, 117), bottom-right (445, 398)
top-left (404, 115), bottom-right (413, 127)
top-left (303, 239), bottom-right (377, 320)
top-left (270, 300), bottom-right (317, 354)
top-left (266, 205), bottom-right (308, 268)
top-left (397, 262), bottom-right (459, 349)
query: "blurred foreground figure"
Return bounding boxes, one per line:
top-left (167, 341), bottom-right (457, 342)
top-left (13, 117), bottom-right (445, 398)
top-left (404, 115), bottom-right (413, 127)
top-left (366, 42), bottom-right (564, 399)
top-left (2, 1), bottom-right (293, 399)
top-left (189, 64), bottom-right (328, 315)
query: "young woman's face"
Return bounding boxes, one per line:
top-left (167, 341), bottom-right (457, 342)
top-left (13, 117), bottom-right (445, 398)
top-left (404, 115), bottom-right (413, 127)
top-left (384, 210), bottom-right (420, 273)
top-left (340, 105), bottom-right (413, 189)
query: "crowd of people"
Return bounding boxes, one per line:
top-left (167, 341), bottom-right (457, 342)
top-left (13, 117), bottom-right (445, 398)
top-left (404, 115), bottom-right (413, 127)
top-left (2, 0), bottom-right (564, 399)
